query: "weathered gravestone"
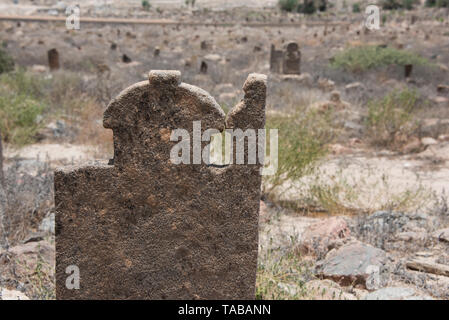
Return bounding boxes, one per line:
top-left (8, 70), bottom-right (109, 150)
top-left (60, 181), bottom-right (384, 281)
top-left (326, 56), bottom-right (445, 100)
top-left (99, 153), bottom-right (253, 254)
top-left (47, 48), bottom-right (60, 71)
top-left (282, 42), bottom-right (301, 75)
top-left (270, 44), bottom-right (283, 73)
top-left (55, 70), bottom-right (267, 299)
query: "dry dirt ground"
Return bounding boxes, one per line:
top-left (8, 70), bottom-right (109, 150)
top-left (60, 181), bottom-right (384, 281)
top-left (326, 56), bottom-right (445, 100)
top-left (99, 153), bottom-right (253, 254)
top-left (1, 0), bottom-right (449, 300)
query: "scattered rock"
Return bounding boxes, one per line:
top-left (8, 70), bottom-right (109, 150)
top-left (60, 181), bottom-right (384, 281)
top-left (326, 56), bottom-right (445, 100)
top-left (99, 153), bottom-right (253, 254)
top-left (309, 90), bottom-right (349, 113)
top-left (317, 78), bottom-right (335, 91)
top-left (316, 241), bottom-right (389, 290)
top-left (122, 54), bottom-right (132, 63)
top-left (31, 65), bottom-right (48, 73)
top-left (300, 217), bottom-right (351, 257)
top-left (204, 54), bottom-right (221, 62)
top-left (345, 82), bottom-right (365, 92)
top-left (344, 121), bottom-right (363, 133)
top-left (421, 137), bottom-right (438, 146)
top-left (395, 231), bottom-right (427, 242)
top-left (401, 137), bottom-right (422, 154)
top-left (22, 232), bottom-right (45, 244)
top-left (417, 142), bottom-right (449, 161)
top-left (437, 84), bottom-right (449, 94)
top-left (356, 211), bottom-right (435, 249)
top-left (421, 118), bottom-right (449, 137)
top-left (154, 47), bottom-right (160, 57)
top-left (39, 212), bottom-right (55, 234)
top-left (363, 287), bottom-right (433, 300)
top-left (431, 96), bottom-right (449, 105)
top-left (280, 73), bottom-right (312, 86)
top-left (305, 279), bottom-right (356, 300)
top-left (328, 144), bottom-right (353, 155)
top-left (432, 228), bottom-right (449, 243)
top-left (277, 282), bottom-right (299, 296)
top-left (0, 288), bottom-right (30, 300)
top-left (406, 258), bottom-right (449, 277)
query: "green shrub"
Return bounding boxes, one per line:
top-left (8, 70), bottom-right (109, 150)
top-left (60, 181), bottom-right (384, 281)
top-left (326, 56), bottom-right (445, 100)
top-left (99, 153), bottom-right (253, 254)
top-left (352, 3), bottom-right (361, 12)
top-left (426, 0), bottom-right (448, 6)
top-left (330, 45), bottom-right (431, 73)
top-left (300, 0), bottom-right (316, 14)
top-left (263, 109), bottom-right (332, 195)
top-left (402, 0), bottom-right (416, 9)
top-left (436, 0), bottom-right (449, 7)
top-left (142, 0), bottom-right (151, 10)
top-left (0, 70), bottom-right (47, 146)
top-left (0, 48), bottom-right (14, 74)
top-left (278, 0), bottom-right (299, 12)
top-left (365, 89), bottom-right (421, 148)
top-left (382, 0), bottom-right (419, 9)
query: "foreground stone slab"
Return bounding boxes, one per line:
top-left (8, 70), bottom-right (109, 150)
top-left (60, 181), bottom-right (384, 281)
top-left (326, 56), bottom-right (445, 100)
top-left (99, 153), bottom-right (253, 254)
top-left (363, 287), bottom-right (433, 300)
top-left (316, 242), bottom-right (389, 290)
top-left (55, 70), bottom-right (267, 299)
top-left (406, 258), bottom-right (449, 277)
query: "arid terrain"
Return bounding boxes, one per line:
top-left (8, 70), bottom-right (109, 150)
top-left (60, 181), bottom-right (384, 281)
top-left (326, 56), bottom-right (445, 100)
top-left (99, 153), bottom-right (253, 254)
top-left (1, 0), bottom-right (449, 300)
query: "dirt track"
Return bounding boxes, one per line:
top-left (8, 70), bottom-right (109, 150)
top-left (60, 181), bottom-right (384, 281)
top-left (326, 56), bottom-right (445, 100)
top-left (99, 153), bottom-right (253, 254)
top-left (0, 14), bottom-right (350, 28)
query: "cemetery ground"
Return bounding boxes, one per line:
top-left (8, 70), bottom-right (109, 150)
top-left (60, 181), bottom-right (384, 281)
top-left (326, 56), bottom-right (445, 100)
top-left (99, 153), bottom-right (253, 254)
top-left (1, 0), bottom-right (449, 300)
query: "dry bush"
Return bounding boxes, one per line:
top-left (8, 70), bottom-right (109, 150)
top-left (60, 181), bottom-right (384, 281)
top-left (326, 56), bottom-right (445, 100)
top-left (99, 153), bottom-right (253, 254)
top-left (365, 88), bottom-right (425, 150)
top-left (1, 160), bottom-right (53, 247)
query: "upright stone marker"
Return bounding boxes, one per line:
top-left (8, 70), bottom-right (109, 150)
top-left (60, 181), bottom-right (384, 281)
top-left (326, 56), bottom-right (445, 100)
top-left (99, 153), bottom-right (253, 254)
top-left (282, 42), bottom-right (301, 75)
top-left (270, 44), bottom-right (283, 73)
top-left (55, 70), bottom-right (267, 299)
top-left (47, 48), bottom-right (60, 71)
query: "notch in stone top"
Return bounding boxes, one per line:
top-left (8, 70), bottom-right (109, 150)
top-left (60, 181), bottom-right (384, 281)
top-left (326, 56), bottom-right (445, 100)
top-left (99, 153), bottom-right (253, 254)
top-left (226, 73), bottom-right (267, 130)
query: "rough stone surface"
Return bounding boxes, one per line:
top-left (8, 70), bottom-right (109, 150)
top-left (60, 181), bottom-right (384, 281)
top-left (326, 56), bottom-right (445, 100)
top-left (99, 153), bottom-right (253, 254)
top-left (363, 287), bottom-right (434, 300)
top-left (300, 216), bottom-right (351, 257)
top-left (432, 228), bottom-right (449, 243)
top-left (55, 70), bottom-right (267, 299)
top-left (355, 211), bottom-right (435, 250)
top-left (316, 241), bottom-right (389, 290)
top-left (39, 212), bottom-right (55, 234)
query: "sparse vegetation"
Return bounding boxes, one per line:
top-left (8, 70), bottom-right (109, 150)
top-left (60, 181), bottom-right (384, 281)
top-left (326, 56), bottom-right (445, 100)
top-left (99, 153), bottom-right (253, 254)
top-left (331, 45), bottom-right (431, 73)
top-left (256, 241), bottom-right (312, 299)
top-left (0, 70), bottom-right (47, 146)
top-left (142, 0), bottom-right (151, 11)
top-left (426, 0), bottom-right (449, 7)
top-left (278, 0), bottom-right (299, 12)
top-left (352, 2), bottom-right (361, 13)
top-left (298, 0), bottom-right (317, 14)
top-left (381, 0), bottom-right (419, 10)
top-left (365, 89), bottom-right (422, 149)
top-left (263, 108), bottom-right (333, 197)
top-left (0, 48), bottom-right (14, 74)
